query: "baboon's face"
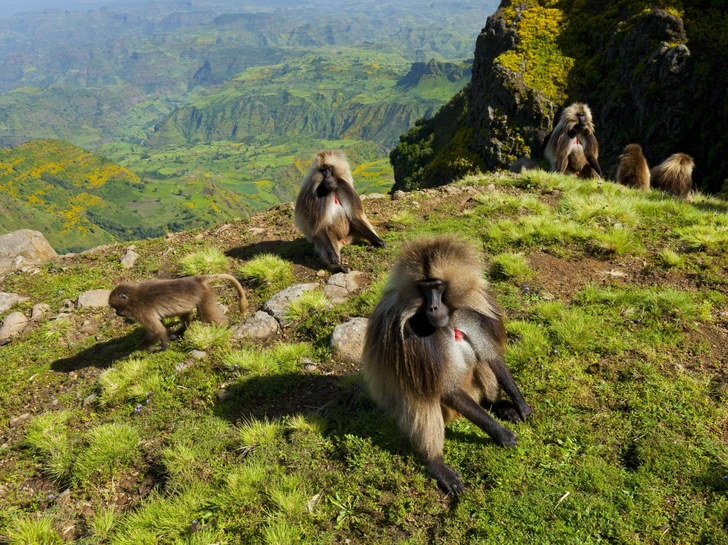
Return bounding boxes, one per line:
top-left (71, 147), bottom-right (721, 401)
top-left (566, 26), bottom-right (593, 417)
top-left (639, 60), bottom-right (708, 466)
top-left (321, 165), bottom-right (337, 192)
top-left (108, 290), bottom-right (130, 317)
top-left (576, 112), bottom-right (587, 130)
top-left (419, 279), bottom-right (449, 329)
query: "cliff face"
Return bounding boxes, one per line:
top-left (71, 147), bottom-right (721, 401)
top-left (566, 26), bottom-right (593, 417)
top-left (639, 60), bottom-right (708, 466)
top-left (391, 1), bottom-right (728, 193)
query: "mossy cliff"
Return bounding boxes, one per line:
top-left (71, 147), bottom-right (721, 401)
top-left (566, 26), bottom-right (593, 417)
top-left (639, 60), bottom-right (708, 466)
top-left (391, 0), bottom-right (728, 193)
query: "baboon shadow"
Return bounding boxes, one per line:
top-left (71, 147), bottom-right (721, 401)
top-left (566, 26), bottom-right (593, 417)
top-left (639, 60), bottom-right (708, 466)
top-left (225, 238), bottom-right (319, 269)
top-left (214, 372), bottom-right (411, 456)
top-left (691, 200), bottom-right (728, 215)
top-left (51, 331), bottom-right (142, 372)
top-left (214, 372), bottom-right (509, 461)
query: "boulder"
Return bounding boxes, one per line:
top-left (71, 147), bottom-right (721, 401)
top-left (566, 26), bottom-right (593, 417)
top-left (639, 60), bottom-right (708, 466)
top-left (76, 289), bottom-right (112, 309)
top-left (330, 317), bottom-right (369, 363)
top-left (0, 230), bottom-right (57, 274)
top-left (324, 271), bottom-right (366, 304)
top-left (263, 283), bottom-right (319, 323)
top-left (232, 311), bottom-right (280, 341)
top-left (120, 249), bottom-right (139, 269)
top-left (30, 303), bottom-right (50, 322)
top-left (0, 311), bottom-right (29, 345)
top-left (0, 292), bottom-right (29, 313)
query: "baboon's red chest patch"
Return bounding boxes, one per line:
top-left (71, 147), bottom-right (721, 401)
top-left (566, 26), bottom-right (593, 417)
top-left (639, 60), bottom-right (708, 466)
top-left (573, 137), bottom-right (580, 146)
top-left (334, 194), bottom-right (340, 205)
top-left (454, 328), bottom-right (465, 341)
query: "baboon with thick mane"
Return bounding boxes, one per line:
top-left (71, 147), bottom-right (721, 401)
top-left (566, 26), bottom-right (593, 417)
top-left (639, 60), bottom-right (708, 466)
top-left (108, 274), bottom-right (247, 350)
top-left (616, 144), bottom-right (650, 190)
top-left (545, 102), bottom-right (602, 178)
top-left (650, 153), bottom-right (694, 200)
top-left (361, 235), bottom-right (532, 494)
top-left (294, 149), bottom-right (385, 273)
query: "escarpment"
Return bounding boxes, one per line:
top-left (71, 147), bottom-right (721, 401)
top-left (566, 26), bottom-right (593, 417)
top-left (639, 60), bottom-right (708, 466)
top-left (392, 1), bottom-right (727, 193)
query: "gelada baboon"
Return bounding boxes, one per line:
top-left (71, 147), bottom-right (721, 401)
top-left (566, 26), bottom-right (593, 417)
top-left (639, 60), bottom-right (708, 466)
top-left (361, 236), bottom-right (532, 494)
top-left (545, 102), bottom-right (603, 178)
top-left (650, 153), bottom-right (695, 200)
top-left (616, 144), bottom-right (650, 190)
top-left (294, 149), bottom-right (385, 273)
top-left (108, 274), bottom-right (247, 350)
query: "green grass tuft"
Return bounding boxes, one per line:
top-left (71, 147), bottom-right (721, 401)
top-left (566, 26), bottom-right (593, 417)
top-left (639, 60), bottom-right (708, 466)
top-left (179, 247), bottom-right (229, 276)
top-left (4, 516), bottom-right (63, 545)
top-left (73, 423), bottom-right (141, 485)
top-left (223, 342), bottom-right (310, 377)
top-left (239, 254), bottom-right (295, 294)
top-left (238, 417), bottom-right (281, 450)
top-left (285, 289), bottom-right (331, 320)
top-left (489, 252), bottom-right (533, 281)
top-left (181, 322), bottom-right (232, 351)
top-left (657, 248), bottom-right (684, 268)
top-left (98, 357), bottom-right (162, 406)
top-left (24, 411), bottom-right (75, 484)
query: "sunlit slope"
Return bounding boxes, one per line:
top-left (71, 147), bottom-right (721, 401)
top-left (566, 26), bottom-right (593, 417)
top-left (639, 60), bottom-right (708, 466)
top-left (0, 140), bottom-right (249, 253)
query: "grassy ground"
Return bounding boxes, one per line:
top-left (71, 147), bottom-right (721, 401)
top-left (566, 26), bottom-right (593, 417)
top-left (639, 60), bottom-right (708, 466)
top-left (1, 171), bottom-right (727, 543)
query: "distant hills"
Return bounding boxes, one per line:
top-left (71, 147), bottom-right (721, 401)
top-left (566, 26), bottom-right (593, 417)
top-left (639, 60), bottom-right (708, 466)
top-left (0, 140), bottom-right (248, 253)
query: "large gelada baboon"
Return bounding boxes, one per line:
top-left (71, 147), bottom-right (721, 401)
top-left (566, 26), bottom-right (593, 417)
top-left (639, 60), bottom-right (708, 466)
top-left (294, 149), bottom-right (385, 273)
top-left (650, 153), bottom-right (695, 200)
top-left (361, 235), bottom-right (532, 494)
top-left (108, 274), bottom-right (247, 350)
top-left (545, 102), bottom-right (602, 178)
top-left (616, 144), bottom-right (650, 190)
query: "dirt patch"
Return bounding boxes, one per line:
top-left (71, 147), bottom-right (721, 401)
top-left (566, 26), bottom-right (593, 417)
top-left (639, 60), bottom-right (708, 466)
top-left (528, 252), bottom-right (632, 299)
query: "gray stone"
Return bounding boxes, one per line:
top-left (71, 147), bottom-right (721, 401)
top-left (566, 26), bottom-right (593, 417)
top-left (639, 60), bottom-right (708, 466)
top-left (0, 230), bottom-right (58, 274)
top-left (83, 393), bottom-right (98, 407)
top-left (30, 304), bottom-right (50, 322)
top-left (0, 292), bottom-right (29, 313)
top-left (391, 190), bottom-right (406, 200)
top-left (324, 271), bottom-right (366, 304)
top-left (509, 157), bottom-right (539, 173)
top-left (247, 227), bottom-right (266, 236)
top-left (263, 283), bottom-right (319, 323)
top-left (9, 413), bottom-right (31, 427)
top-left (59, 299), bottom-right (75, 313)
top-left (76, 289), bottom-right (112, 309)
top-left (0, 312), bottom-right (29, 344)
top-left (189, 350), bottom-right (207, 360)
top-left (233, 311), bottom-right (280, 340)
top-left (330, 317), bottom-right (369, 363)
top-left (302, 357), bottom-right (319, 372)
top-left (120, 249), bottom-right (139, 269)
top-left (362, 193), bottom-right (387, 200)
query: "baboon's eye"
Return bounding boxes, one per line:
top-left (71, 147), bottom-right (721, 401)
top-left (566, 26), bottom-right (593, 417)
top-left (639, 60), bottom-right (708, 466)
top-left (120, 294), bottom-right (129, 301)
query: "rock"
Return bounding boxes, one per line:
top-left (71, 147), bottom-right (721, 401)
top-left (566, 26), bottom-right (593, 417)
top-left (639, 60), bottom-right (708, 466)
top-left (30, 304), bottom-right (50, 322)
top-left (83, 393), bottom-right (98, 407)
top-left (486, 184), bottom-right (496, 192)
top-left (330, 317), bottom-right (369, 362)
top-left (216, 303), bottom-right (229, 316)
top-left (217, 388), bottom-right (233, 401)
top-left (302, 357), bottom-right (318, 372)
top-left (175, 361), bottom-right (193, 373)
top-left (391, 190), bottom-right (406, 200)
top-left (189, 350), bottom-right (207, 360)
top-left (0, 292), bottom-right (29, 313)
top-left (59, 299), bottom-right (75, 313)
top-left (324, 271), bottom-right (366, 304)
top-left (247, 227), bottom-right (266, 236)
top-left (232, 311), bottom-right (280, 340)
top-left (0, 312), bottom-right (29, 344)
top-left (263, 283), bottom-right (319, 323)
top-left (120, 249), bottom-right (139, 269)
top-left (0, 230), bottom-right (58, 274)
top-left (76, 289), bottom-right (112, 309)
top-left (56, 489), bottom-right (72, 507)
top-left (509, 157), bottom-right (539, 173)
top-left (363, 193), bottom-right (387, 200)
top-left (78, 317), bottom-right (100, 336)
top-left (9, 413), bottom-right (31, 427)
top-left (316, 270), bottom-right (327, 277)
top-left (194, 233), bottom-right (205, 240)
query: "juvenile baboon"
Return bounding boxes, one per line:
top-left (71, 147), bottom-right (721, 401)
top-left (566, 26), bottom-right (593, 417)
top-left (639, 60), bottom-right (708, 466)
top-left (294, 149), bottom-right (385, 273)
top-left (616, 144), bottom-right (650, 190)
top-left (650, 153), bottom-right (695, 200)
top-left (361, 236), bottom-right (532, 494)
top-left (108, 274), bottom-right (247, 350)
top-left (545, 103), bottom-right (603, 178)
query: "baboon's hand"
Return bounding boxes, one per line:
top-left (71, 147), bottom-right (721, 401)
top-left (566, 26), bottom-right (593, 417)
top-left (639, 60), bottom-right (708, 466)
top-left (494, 427), bottom-right (517, 447)
top-left (427, 460), bottom-right (465, 495)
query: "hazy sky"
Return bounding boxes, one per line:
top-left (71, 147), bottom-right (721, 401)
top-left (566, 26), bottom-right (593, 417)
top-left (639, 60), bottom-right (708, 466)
top-left (0, 0), bottom-right (141, 16)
